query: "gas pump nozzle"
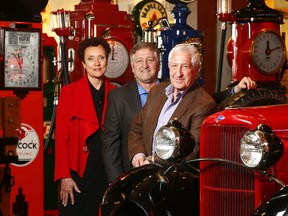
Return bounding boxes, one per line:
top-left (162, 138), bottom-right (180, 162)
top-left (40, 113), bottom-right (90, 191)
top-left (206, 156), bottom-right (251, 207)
top-left (52, 69), bottom-right (63, 106)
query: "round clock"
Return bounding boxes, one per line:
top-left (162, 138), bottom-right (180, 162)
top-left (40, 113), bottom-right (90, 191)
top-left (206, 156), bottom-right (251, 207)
top-left (250, 31), bottom-right (286, 75)
top-left (105, 39), bottom-right (129, 79)
top-left (4, 30), bottom-right (40, 88)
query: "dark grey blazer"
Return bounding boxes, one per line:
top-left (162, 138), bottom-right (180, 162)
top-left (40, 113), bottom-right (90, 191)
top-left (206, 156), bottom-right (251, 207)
top-left (101, 80), bottom-right (142, 182)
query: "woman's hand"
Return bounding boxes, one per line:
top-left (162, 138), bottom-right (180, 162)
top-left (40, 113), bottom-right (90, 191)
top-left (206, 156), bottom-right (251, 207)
top-left (60, 178), bottom-right (81, 207)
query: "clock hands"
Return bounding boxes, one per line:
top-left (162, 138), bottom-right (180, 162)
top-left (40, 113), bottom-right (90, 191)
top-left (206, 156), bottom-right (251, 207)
top-left (111, 45), bottom-right (115, 60)
top-left (11, 52), bottom-right (23, 69)
top-left (265, 40), bottom-right (280, 56)
top-left (267, 46), bottom-right (281, 55)
top-left (265, 40), bottom-right (270, 55)
top-left (266, 40), bottom-right (270, 50)
top-left (105, 39), bottom-right (129, 79)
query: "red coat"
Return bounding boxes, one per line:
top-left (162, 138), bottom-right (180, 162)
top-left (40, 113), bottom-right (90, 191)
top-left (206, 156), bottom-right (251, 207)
top-left (54, 76), bottom-right (116, 182)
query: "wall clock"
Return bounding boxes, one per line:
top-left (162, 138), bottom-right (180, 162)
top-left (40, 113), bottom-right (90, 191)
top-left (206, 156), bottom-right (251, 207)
top-left (2, 29), bottom-right (41, 89)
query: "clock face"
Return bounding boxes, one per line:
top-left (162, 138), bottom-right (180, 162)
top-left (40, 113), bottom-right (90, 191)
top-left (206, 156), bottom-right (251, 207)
top-left (251, 31), bottom-right (286, 75)
top-left (3, 30), bottom-right (40, 88)
top-left (105, 39), bottom-right (129, 79)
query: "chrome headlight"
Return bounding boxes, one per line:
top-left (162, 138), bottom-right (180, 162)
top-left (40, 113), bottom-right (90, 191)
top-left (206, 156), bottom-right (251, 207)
top-left (154, 119), bottom-right (195, 161)
top-left (240, 124), bottom-right (284, 170)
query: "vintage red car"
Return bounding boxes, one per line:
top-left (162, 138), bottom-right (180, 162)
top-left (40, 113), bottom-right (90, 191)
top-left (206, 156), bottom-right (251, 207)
top-left (102, 103), bottom-right (288, 215)
top-left (200, 103), bottom-right (288, 216)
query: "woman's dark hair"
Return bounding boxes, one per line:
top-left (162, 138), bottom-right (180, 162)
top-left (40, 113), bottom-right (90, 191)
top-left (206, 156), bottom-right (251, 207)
top-left (77, 37), bottom-right (111, 62)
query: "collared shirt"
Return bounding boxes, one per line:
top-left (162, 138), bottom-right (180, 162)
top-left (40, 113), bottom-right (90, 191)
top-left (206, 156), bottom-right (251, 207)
top-left (151, 83), bottom-right (190, 153)
top-left (137, 80), bottom-right (160, 107)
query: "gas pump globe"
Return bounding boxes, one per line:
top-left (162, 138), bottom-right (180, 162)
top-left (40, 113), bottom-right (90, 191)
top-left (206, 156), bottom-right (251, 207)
top-left (51, 9), bottom-right (72, 37)
top-left (217, 0), bottom-right (232, 22)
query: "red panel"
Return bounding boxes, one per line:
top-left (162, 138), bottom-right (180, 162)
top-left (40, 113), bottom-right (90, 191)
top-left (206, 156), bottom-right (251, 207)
top-left (199, 107), bottom-right (288, 216)
top-left (0, 21), bottom-right (44, 216)
top-left (0, 90), bottom-right (44, 216)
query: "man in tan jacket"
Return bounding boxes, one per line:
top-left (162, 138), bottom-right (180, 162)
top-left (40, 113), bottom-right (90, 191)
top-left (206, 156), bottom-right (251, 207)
top-left (128, 43), bottom-right (217, 167)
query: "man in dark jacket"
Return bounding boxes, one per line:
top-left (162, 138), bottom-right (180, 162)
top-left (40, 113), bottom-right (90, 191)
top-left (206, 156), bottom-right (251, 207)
top-left (101, 42), bottom-right (162, 182)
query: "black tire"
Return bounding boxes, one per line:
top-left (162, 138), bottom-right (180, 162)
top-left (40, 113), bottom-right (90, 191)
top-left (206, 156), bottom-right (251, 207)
top-left (212, 90), bottom-right (232, 105)
top-left (217, 89), bottom-right (287, 111)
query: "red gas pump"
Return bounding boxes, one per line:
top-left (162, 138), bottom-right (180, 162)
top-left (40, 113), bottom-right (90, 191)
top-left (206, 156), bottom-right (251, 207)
top-left (226, 0), bottom-right (286, 85)
top-left (52, 0), bottom-right (135, 86)
top-left (0, 1), bottom-right (48, 215)
top-left (0, 20), bottom-right (44, 216)
top-left (215, 0), bottom-right (287, 110)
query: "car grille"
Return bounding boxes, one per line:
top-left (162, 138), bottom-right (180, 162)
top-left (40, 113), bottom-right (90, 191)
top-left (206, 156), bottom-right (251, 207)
top-left (200, 124), bottom-right (275, 216)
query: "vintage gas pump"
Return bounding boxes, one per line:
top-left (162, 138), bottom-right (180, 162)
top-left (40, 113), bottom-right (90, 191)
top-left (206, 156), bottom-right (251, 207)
top-left (158, 0), bottom-right (203, 83)
top-left (53, 0), bottom-right (135, 86)
top-left (0, 0), bottom-right (47, 215)
top-left (215, 0), bottom-right (287, 109)
top-left (51, 9), bottom-right (72, 86)
top-left (216, 0), bottom-right (232, 92)
top-left (225, 0), bottom-right (286, 89)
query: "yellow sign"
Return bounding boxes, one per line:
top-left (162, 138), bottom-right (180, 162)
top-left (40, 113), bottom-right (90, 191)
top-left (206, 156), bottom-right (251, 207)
top-left (132, 0), bottom-right (167, 36)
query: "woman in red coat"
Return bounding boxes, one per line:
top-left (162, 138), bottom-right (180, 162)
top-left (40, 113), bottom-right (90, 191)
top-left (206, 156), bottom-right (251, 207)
top-left (54, 37), bottom-right (116, 216)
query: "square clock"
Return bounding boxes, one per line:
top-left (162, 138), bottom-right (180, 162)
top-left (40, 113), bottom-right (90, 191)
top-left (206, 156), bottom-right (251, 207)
top-left (2, 29), bottom-right (41, 89)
